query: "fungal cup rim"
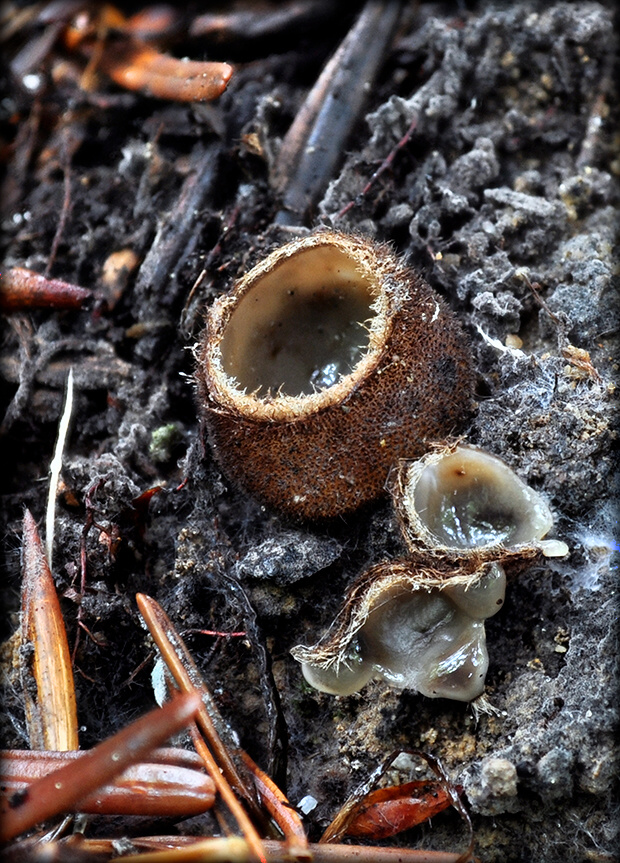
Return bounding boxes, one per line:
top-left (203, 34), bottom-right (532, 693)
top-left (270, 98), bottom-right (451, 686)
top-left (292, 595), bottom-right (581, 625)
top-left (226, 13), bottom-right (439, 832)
top-left (200, 232), bottom-right (395, 423)
top-left (291, 560), bottom-right (497, 671)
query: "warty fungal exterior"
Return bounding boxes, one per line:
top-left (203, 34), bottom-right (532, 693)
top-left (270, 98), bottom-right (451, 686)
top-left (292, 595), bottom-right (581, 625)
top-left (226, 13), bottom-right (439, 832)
top-left (196, 231), bottom-right (476, 519)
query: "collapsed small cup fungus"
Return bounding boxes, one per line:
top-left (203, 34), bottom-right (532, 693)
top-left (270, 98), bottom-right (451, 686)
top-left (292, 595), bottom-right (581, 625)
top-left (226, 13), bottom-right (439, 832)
top-left (293, 444), bottom-right (568, 700)
top-left (196, 231), bottom-right (476, 519)
top-left (293, 559), bottom-right (506, 701)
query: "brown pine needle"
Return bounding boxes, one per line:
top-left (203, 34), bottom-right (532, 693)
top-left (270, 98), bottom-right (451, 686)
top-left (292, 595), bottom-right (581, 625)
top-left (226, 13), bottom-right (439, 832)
top-left (136, 593), bottom-right (267, 863)
top-left (98, 41), bottom-right (233, 102)
top-left (188, 725), bottom-right (267, 863)
top-left (20, 508), bottom-right (78, 752)
top-left (0, 267), bottom-right (92, 311)
top-left (240, 751), bottom-right (310, 861)
top-left (1, 748), bottom-right (215, 818)
top-left (0, 692), bottom-right (201, 842)
top-left (136, 593), bottom-right (260, 807)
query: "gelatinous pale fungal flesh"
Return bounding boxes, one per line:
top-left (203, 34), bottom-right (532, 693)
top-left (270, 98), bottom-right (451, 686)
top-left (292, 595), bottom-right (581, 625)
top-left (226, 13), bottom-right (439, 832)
top-left (302, 640), bottom-right (374, 697)
top-left (295, 561), bottom-right (506, 701)
top-left (295, 444), bottom-right (568, 700)
top-left (196, 231), bottom-right (476, 519)
top-left (394, 444), bottom-right (569, 558)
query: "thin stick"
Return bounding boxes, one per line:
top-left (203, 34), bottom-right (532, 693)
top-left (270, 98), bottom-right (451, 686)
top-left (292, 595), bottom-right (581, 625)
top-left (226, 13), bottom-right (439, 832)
top-left (273, 0), bottom-right (402, 225)
top-left (44, 132), bottom-right (73, 278)
top-left (136, 594), bottom-right (267, 863)
top-left (45, 366), bottom-right (74, 567)
top-left (337, 113), bottom-right (419, 219)
top-left (116, 836), bottom-right (467, 863)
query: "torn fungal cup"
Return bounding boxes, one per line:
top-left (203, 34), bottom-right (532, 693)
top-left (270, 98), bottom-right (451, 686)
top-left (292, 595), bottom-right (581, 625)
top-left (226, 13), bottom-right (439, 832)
top-left (294, 561), bottom-right (506, 701)
top-left (295, 444), bottom-right (567, 701)
top-left (393, 444), bottom-right (568, 559)
top-left (196, 231), bottom-right (475, 519)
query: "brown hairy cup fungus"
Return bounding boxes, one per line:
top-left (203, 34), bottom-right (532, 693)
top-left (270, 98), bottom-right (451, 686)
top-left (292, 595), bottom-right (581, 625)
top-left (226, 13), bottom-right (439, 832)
top-left (392, 443), bottom-right (569, 559)
top-left (293, 559), bottom-right (506, 701)
top-left (196, 231), bottom-right (476, 519)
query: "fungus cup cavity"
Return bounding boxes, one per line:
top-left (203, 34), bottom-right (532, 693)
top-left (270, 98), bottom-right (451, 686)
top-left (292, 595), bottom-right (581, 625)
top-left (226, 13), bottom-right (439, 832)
top-left (293, 561), bottom-right (506, 702)
top-left (196, 231), bottom-right (476, 519)
top-left (394, 444), bottom-right (568, 558)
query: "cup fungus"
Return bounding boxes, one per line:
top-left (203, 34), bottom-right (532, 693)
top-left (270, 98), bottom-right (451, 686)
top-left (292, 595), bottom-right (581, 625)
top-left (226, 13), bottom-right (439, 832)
top-left (293, 560), bottom-right (506, 701)
top-left (392, 444), bottom-right (569, 559)
top-left (196, 231), bottom-right (476, 519)
top-left (293, 444), bottom-right (567, 700)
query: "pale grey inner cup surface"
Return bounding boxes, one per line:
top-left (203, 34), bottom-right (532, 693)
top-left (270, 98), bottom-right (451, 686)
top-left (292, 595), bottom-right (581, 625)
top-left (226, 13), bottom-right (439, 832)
top-left (412, 450), bottom-right (553, 549)
top-left (219, 247), bottom-right (376, 397)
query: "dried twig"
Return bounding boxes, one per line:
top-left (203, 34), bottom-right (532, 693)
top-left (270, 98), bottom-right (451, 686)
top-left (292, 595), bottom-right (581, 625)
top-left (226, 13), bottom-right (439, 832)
top-left (273, 0), bottom-right (402, 225)
top-left (44, 130), bottom-right (74, 278)
top-left (190, 0), bottom-right (336, 42)
top-left (132, 142), bottom-right (221, 331)
top-left (96, 835), bottom-right (470, 862)
top-left (337, 112), bottom-right (418, 219)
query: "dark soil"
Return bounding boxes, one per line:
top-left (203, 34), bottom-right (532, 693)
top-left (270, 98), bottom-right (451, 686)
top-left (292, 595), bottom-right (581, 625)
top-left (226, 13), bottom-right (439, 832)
top-left (1, 2), bottom-right (618, 861)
